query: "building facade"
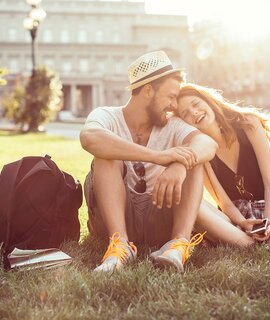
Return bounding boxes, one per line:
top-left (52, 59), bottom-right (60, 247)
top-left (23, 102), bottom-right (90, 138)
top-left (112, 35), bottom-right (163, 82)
top-left (2, 1), bottom-right (269, 118)
top-left (0, 0), bottom-right (190, 118)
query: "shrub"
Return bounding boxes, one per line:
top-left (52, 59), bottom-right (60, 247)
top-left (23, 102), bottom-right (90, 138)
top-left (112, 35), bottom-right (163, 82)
top-left (3, 66), bottom-right (62, 132)
top-left (0, 68), bottom-right (8, 86)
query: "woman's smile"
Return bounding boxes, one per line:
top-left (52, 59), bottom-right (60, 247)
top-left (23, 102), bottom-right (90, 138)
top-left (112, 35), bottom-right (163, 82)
top-left (195, 113), bottom-right (206, 124)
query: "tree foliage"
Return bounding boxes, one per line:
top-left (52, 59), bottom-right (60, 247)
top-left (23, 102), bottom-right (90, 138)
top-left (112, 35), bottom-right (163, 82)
top-left (3, 66), bottom-right (62, 132)
top-left (0, 68), bottom-right (8, 86)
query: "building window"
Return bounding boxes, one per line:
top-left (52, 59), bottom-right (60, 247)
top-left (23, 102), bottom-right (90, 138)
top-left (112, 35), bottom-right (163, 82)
top-left (9, 58), bottom-right (18, 73)
top-left (44, 58), bottom-right (54, 69)
top-left (62, 61), bottom-right (72, 73)
top-left (112, 32), bottom-right (120, 43)
top-left (96, 55), bottom-right (106, 72)
top-left (61, 30), bottom-right (70, 43)
top-left (79, 59), bottom-right (89, 72)
top-left (96, 30), bottom-right (103, 43)
top-left (8, 28), bottom-right (17, 41)
top-left (115, 61), bottom-right (123, 74)
top-left (98, 61), bottom-right (105, 71)
top-left (78, 30), bottom-right (87, 43)
top-left (25, 31), bottom-right (31, 42)
top-left (43, 29), bottom-right (52, 42)
top-left (26, 59), bottom-right (32, 73)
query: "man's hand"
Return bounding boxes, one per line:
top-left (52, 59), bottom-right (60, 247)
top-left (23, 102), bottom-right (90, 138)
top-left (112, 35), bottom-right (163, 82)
top-left (152, 163), bottom-right (187, 209)
top-left (156, 146), bottom-right (198, 169)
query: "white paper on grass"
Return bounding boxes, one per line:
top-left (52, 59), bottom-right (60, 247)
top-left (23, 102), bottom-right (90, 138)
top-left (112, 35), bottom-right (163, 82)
top-left (8, 248), bottom-right (72, 269)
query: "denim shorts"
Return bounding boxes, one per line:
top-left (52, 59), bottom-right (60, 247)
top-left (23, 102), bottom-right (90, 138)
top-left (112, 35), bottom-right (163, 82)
top-left (84, 163), bottom-right (174, 247)
top-left (233, 199), bottom-right (265, 219)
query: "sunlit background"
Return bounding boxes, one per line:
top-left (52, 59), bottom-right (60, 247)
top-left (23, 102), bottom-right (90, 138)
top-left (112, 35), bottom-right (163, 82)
top-left (1, 0), bottom-right (270, 120)
top-left (145, 0), bottom-right (270, 35)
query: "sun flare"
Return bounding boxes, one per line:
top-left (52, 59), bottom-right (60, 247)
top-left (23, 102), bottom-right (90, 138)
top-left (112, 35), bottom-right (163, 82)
top-left (216, 0), bottom-right (270, 40)
top-left (144, 0), bottom-right (270, 39)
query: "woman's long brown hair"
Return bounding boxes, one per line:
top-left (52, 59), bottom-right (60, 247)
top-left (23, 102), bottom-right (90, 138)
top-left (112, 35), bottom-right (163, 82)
top-left (178, 83), bottom-right (270, 148)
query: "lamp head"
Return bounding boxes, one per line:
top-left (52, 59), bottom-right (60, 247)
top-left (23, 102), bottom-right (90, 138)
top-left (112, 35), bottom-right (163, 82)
top-left (30, 7), bottom-right (46, 22)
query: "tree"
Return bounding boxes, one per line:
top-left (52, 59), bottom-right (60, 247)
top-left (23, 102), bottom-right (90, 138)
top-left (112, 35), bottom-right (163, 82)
top-left (0, 68), bottom-right (8, 86)
top-left (3, 66), bottom-right (62, 132)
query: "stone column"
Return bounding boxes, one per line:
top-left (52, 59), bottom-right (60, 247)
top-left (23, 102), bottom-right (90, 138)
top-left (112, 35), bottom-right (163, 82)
top-left (91, 84), bottom-right (98, 110)
top-left (70, 84), bottom-right (77, 115)
top-left (98, 82), bottom-right (105, 106)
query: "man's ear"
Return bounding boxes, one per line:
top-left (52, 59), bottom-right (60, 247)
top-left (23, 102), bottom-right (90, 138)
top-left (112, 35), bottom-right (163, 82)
top-left (141, 84), bottom-right (154, 99)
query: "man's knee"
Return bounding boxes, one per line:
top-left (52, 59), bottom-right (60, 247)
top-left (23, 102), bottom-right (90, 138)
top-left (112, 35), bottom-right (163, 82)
top-left (93, 158), bottom-right (126, 177)
top-left (184, 164), bottom-right (203, 184)
top-left (182, 164), bottom-right (204, 195)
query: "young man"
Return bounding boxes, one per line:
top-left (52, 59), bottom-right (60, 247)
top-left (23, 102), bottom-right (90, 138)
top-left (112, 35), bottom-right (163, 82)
top-left (80, 51), bottom-right (217, 272)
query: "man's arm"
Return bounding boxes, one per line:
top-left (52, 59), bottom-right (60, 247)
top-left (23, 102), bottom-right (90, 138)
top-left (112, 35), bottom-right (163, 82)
top-left (80, 124), bottom-right (155, 162)
top-left (80, 124), bottom-right (200, 166)
top-left (151, 131), bottom-right (218, 208)
top-left (152, 162), bottom-right (187, 208)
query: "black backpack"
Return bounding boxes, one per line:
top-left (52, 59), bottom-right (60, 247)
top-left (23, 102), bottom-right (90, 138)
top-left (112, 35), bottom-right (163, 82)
top-left (0, 155), bottom-right (82, 254)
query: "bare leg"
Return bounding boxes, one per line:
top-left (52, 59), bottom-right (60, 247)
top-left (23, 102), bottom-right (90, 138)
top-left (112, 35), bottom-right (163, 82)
top-left (93, 158), bottom-right (128, 239)
top-left (171, 164), bottom-right (204, 240)
top-left (195, 200), bottom-right (254, 246)
top-left (150, 165), bottom-right (204, 272)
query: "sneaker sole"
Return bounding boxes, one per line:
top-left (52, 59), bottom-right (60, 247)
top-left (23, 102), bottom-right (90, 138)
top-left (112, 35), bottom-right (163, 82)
top-left (152, 255), bottom-right (184, 273)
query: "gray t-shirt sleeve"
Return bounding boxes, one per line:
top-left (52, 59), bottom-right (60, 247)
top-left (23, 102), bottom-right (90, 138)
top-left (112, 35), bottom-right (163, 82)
top-left (84, 107), bottom-right (113, 130)
top-left (171, 117), bottom-right (198, 145)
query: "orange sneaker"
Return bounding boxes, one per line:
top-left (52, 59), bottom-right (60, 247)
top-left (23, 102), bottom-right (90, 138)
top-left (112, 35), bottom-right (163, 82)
top-left (150, 232), bottom-right (206, 272)
top-left (94, 232), bottom-right (137, 272)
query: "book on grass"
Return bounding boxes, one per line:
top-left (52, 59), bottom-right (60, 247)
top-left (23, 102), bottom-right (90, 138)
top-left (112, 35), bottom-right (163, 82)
top-left (7, 247), bottom-right (73, 270)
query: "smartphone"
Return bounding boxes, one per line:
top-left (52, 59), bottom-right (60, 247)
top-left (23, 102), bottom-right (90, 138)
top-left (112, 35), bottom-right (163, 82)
top-left (250, 218), bottom-right (268, 235)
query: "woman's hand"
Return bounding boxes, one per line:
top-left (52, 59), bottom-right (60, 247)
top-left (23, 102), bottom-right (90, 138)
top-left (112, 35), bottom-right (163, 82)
top-left (251, 222), bottom-right (270, 242)
top-left (239, 218), bottom-right (264, 233)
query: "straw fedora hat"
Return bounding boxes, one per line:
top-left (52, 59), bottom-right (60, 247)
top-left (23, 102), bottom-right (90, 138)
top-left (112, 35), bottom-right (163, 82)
top-left (126, 51), bottom-right (182, 91)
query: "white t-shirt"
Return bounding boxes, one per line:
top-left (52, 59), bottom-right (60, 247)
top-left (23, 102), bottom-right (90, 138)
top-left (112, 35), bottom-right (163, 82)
top-left (85, 106), bottom-right (197, 194)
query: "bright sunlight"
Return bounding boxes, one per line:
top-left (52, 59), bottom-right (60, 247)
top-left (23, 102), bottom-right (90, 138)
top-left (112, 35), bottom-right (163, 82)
top-left (145, 0), bottom-right (270, 39)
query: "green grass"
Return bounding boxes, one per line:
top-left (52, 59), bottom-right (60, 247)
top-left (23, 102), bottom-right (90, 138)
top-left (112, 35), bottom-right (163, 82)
top-left (1, 131), bottom-right (270, 320)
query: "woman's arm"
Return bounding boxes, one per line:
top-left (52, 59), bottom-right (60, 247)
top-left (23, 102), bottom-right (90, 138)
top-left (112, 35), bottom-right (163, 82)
top-left (182, 131), bottom-right (218, 164)
top-left (242, 115), bottom-right (270, 240)
top-left (204, 162), bottom-right (262, 232)
top-left (243, 115), bottom-right (270, 220)
top-left (204, 163), bottom-right (246, 226)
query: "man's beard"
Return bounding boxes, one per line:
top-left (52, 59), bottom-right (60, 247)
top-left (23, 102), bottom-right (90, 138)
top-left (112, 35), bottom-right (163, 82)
top-left (146, 96), bottom-right (168, 127)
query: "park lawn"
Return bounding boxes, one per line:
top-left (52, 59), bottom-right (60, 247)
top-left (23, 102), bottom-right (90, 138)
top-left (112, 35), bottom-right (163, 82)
top-left (1, 131), bottom-right (270, 320)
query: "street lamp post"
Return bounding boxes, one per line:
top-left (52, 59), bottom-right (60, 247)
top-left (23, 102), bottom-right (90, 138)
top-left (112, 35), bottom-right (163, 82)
top-left (23, 0), bottom-right (46, 76)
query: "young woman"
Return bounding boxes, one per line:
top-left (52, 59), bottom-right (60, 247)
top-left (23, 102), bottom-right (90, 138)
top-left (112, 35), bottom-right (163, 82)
top-left (177, 83), bottom-right (270, 245)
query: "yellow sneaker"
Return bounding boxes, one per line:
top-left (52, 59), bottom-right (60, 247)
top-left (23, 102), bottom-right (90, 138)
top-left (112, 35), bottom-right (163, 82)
top-left (150, 232), bottom-right (206, 272)
top-left (94, 232), bottom-right (137, 272)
